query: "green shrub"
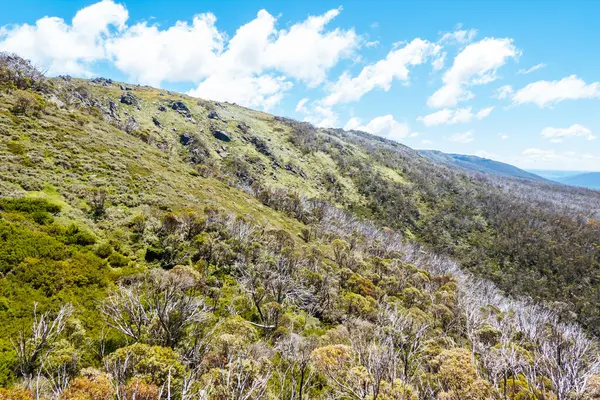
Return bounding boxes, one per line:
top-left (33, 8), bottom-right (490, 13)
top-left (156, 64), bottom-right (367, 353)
top-left (107, 252), bottom-right (129, 268)
top-left (0, 198), bottom-right (60, 214)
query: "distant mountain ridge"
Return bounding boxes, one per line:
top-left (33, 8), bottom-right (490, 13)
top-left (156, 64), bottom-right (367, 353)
top-left (556, 172), bottom-right (600, 189)
top-left (529, 170), bottom-right (600, 189)
top-left (418, 150), bottom-right (547, 182)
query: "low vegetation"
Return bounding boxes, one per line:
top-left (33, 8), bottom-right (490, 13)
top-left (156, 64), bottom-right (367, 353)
top-left (0, 52), bottom-right (599, 399)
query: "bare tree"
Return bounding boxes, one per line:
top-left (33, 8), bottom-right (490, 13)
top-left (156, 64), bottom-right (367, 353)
top-left (275, 333), bottom-right (317, 400)
top-left (13, 303), bottom-right (73, 393)
top-left (100, 268), bottom-right (208, 348)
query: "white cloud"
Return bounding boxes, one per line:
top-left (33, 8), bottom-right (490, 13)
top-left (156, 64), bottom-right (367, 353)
top-left (518, 148), bottom-right (600, 171)
top-left (0, 0), bottom-right (128, 75)
top-left (476, 106), bottom-right (494, 119)
top-left (263, 7), bottom-right (358, 86)
top-left (117, 7), bottom-right (358, 109)
top-left (107, 12), bottom-right (225, 86)
top-left (323, 38), bottom-right (441, 106)
top-left (448, 130), bottom-right (475, 143)
top-left (427, 38), bottom-right (520, 108)
top-left (432, 52), bottom-right (446, 71)
top-left (517, 63), bottom-right (546, 75)
top-left (188, 73), bottom-right (292, 111)
top-left (439, 26), bottom-right (477, 45)
top-left (344, 115), bottom-right (413, 141)
top-left (540, 124), bottom-right (596, 143)
top-left (493, 85), bottom-right (513, 99)
top-left (512, 75), bottom-right (600, 108)
top-left (295, 98), bottom-right (309, 112)
top-left (365, 40), bottom-right (379, 48)
top-left (418, 106), bottom-right (493, 126)
top-left (499, 133), bottom-right (509, 140)
top-left (1, 2), bottom-right (358, 110)
top-left (296, 101), bottom-right (339, 128)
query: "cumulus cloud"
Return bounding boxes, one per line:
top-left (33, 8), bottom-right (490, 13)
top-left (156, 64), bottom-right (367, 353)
top-left (262, 7), bottom-right (358, 86)
top-left (540, 124), bottom-right (595, 143)
top-left (517, 63), bottom-right (546, 75)
top-left (0, 0), bottom-right (128, 75)
top-left (323, 38), bottom-right (441, 106)
top-left (1, 1), bottom-right (359, 110)
top-left (448, 130), bottom-right (475, 143)
top-left (427, 38), bottom-right (520, 108)
top-left (344, 115), bottom-right (414, 142)
top-left (511, 75), bottom-right (600, 108)
top-left (107, 13), bottom-right (224, 86)
top-left (418, 106), bottom-right (493, 126)
top-left (294, 99), bottom-right (339, 128)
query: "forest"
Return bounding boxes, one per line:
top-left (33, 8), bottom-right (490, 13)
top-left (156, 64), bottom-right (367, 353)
top-left (0, 53), bottom-right (599, 399)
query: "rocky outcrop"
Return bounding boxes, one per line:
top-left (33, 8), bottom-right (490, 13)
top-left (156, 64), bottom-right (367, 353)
top-left (120, 92), bottom-right (137, 105)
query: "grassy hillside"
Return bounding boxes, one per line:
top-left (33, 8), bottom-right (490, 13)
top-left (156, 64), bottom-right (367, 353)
top-left (0, 54), bottom-right (599, 399)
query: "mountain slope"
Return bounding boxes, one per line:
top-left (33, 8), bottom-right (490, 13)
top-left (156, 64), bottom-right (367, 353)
top-left (0, 55), bottom-right (599, 397)
top-left (419, 149), bottom-right (547, 181)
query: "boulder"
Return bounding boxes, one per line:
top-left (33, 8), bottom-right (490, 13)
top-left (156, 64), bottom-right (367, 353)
top-left (170, 101), bottom-right (191, 117)
top-left (213, 130), bottom-right (232, 142)
top-left (91, 77), bottom-right (113, 86)
top-left (120, 92), bottom-right (137, 105)
top-left (152, 116), bottom-right (162, 127)
top-left (207, 110), bottom-right (220, 120)
top-left (158, 104), bottom-right (167, 112)
top-left (179, 132), bottom-right (194, 146)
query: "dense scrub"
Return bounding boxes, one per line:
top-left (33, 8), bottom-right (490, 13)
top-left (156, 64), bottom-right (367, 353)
top-left (0, 54), bottom-right (599, 399)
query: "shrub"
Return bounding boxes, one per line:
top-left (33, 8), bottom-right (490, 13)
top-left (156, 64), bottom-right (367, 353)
top-left (107, 252), bottom-right (129, 268)
top-left (0, 198), bottom-right (60, 214)
top-left (11, 91), bottom-right (46, 117)
top-left (60, 374), bottom-right (113, 400)
top-left (0, 388), bottom-right (33, 400)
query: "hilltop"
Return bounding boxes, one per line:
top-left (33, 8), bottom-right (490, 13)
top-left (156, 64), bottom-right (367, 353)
top-left (0, 54), bottom-right (599, 399)
top-left (418, 150), bottom-right (547, 182)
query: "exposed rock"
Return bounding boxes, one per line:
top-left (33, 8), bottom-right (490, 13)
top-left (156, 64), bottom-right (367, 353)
top-left (48, 95), bottom-right (65, 108)
top-left (119, 84), bottom-right (126, 90)
top-left (237, 122), bottom-right (250, 133)
top-left (213, 130), bottom-right (232, 142)
top-left (120, 92), bottom-right (137, 105)
top-left (91, 77), bottom-right (113, 86)
top-left (207, 110), bottom-right (220, 120)
top-left (152, 116), bottom-right (162, 128)
top-left (123, 116), bottom-right (138, 134)
top-left (284, 163), bottom-right (306, 178)
top-left (58, 75), bottom-right (72, 81)
top-left (170, 101), bottom-right (191, 117)
top-left (250, 136), bottom-right (271, 157)
top-left (158, 104), bottom-right (167, 112)
top-left (106, 99), bottom-right (119, 122)
top-left (179, 132), bottom-right (194, 146)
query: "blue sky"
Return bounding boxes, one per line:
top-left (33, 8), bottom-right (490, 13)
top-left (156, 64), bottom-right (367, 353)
top-left (1, 0), bottom-right (599, 171)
